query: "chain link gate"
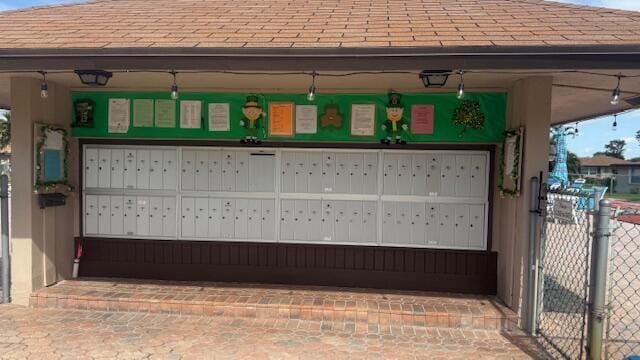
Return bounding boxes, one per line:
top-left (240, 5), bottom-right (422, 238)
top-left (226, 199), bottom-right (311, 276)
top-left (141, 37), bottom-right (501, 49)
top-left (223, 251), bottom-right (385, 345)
top-left (537, 187), bottom-right (594, 359)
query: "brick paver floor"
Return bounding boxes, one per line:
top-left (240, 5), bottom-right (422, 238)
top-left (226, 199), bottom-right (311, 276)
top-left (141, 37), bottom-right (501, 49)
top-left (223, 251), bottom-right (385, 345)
top-left (0, 305), bottom-right (547, 359)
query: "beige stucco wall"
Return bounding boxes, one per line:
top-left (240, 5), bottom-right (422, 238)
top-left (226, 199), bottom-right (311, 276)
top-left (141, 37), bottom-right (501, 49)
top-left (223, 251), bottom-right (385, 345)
top-left (9, 77), bottom-right (77, 305)
top-left (492, 77), bottom-right (553, 327)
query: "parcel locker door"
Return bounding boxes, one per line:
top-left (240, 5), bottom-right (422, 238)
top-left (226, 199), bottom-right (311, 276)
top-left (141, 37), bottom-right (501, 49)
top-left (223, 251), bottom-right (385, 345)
top-left (136, 150), bottom-right (150, 190)
top-left (280, 199), bottom-right (295, 241)
top-left (410, 203), bottom-right (426, 245)
top-left (293, 200), bottom-right (308, 241)
top-left (221, 152), bottom-right (236, 192)
top-left (207, 198), bottom-right (222, 239)
top-left (411, 154), bottom-right (427, 196)
top-left (382, 202), bottom-right (396, 244)
top-left (180, 197), bottom-right (195, 238)
top-left (440, 155), bottom-right (456, 197)
top-left (149, 150), bottom-right (164, 190)
top-left (181, 150), bottom-right (196, 191)
top-left (349, 153), bottom-right (364, 194)
top-left (395, 203), bottom-right (411, 245)
top-left (249, 153), bottom-right (275, 192)
top-left (136, 197), bottom-right (150, 236)
top-left (320, 200), bottom-right (334, 242)
top-left (307, 153), bottom-right (323, 193)
top-left (454, 204), bottom-right (470, 248)
top-left (362, 202), bottom-right (377, 243)
top-left (162, 150), bottom-right (177, 190)
top-left (383, 154), bottom-right (397, 195)
top-left (98, 149), bottom-right (111, 188)
top-left (438, 204), bottom-right (455, 247)
top-left (363, 152), bottom-right (378, 194)
top-left (396, 156), bottom-right (412, 195)
top-left (333, 201), bottom-right (349, 242)
top-left (280, 152), bottom-right (296, 193)
top-left (235, 151), bottom-right (249, 192)
top-left (110, 149), bottom-right (124, 189)
top-left (162, 197), bottom-right (176, 237)
top-left (348, 201), bottom-right (363, 243)
top-left (261, 200), bottom-right (276, 241)
top-left (469, 205), bottom-right (485, 249)
top-left (195, 198), bottom-right (209, 238)
top-left (470, 155), bottom-right (487, 199)
top-left (247, 199), bottom-right (262, 240)
top-left (208, 150), bottom-right (222, 191)
top-left (425, 204), bottom-right (439, 246)
top-left (220, 199), bottom-right (235, 238)
top-left (321, 152), bottom-right (336, 193)
top-left (84, 195), bottom-right (98, 235)
top-left (149, 197), bottom-right (164, 237)
top-left (455, 155), bottom-right (471, 197)
top-left (98, 195), bottom-right (110, 235)
top-left (123, 197), bottom-right (137, 236)
top-left (307, 200), bottom-right (322, 242)
top-left (294, 152), bottom-right (308, 193)
top-left (334, 153), bottom-right (350, 193)
top-left (234, 199), bottom-right (248, 239)
top-left (194, 150), bottom-right (210, 191)
top-left (123, 149), bottom-right (137, 189)
top-left (84, 148), bottom-right (99, 188)
top-left (110, 196), bottom-right (124, 235)
top-left (426, 155), bottom-right (441, 196)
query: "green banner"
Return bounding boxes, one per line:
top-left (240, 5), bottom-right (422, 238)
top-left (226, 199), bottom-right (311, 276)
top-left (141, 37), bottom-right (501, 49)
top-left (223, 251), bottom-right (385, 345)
top-left (71, 91), bottom-right (507, 143)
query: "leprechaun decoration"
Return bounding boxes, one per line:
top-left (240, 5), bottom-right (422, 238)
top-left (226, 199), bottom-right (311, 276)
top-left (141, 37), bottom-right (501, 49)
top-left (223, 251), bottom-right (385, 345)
top-left (381, 92), bottom-right (408, 145)
top-left (240, 95), bottom-right (263, 144)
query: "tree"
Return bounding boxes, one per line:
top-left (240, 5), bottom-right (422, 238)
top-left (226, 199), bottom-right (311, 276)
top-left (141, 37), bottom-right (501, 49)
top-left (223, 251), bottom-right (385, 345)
top-left (0, 111), bottom-right (9, 149)
top-left (567, 151), bottom-right (581, 178)
top-left (603, 139), bottom-right (626, 159)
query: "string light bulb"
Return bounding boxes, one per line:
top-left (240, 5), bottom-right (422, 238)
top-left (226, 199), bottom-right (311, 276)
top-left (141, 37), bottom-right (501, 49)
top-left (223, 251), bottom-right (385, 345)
top-left (611, 74), bottom-right (622, 105)
top-left (456, 70), bottom-right (465, 99)
top-left (612, 114), bottom-right (618, 130)
top-left (307, 71), bottom-right (317, 101)
top-left (574, 122), bottom-right (579, 136)
top-left (39, 71), bottom-right (48, 99)
top-left (170, 70), bottom-right (178, 100)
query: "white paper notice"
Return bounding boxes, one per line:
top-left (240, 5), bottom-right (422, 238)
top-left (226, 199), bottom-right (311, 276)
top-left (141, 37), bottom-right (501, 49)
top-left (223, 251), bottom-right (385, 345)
top-left (208, 103), bottom-right (230, 131)
top-left (108, 98), bottom-right (130, 133)
top-left (180, 100), bottom-right (202, 129)
top-left (132, 99), bottom-right (154, 127)
top-left (350, 104), bottom-right (375, 136)
top-left (43, 129), bottom-right (63, 150)
top-left (295, 105), bottom-right (317, 134)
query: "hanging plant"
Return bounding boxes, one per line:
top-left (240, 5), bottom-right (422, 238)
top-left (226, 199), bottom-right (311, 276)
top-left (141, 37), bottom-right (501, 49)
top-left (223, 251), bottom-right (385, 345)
top-left (451, 100), bottom-right (485, 137)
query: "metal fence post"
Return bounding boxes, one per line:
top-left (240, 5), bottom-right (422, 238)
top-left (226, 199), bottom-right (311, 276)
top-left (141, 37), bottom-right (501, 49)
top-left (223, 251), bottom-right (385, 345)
top-left (527, 176), bottom-right (541, 335)
top-left (587, 199), bottom-right (611, 360)
top-left (1, 174), bottom-right (9, 304)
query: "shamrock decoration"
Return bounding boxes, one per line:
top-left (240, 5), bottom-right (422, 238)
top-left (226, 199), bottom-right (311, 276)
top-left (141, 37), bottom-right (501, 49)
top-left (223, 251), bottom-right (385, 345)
top-left (452, 100), bottom-right (485, 137)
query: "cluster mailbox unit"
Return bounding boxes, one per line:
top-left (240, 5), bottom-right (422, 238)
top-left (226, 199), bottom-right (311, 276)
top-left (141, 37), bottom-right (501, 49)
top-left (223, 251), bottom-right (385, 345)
top-left (83, 145), bottom-right (489, 251)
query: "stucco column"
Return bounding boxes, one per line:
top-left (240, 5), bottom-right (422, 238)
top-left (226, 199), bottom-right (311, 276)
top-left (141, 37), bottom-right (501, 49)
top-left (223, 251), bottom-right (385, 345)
top-left (493, 76), bottom-right (553, 326)
top-left (9, 77), bottom-right (76, 305)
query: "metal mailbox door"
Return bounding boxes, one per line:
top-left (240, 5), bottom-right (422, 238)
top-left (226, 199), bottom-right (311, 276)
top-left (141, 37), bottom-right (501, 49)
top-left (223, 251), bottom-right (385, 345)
top-left (438, 204), bottom-right (456, 248)
top-left (84, 195), bottom-right (98, 235)
top-left (180, 197), bottom-right (195, 238)
top-left (440, 155), bottom-right (456, 197)
top-left (455, 155), bottom-right (471, 197)
top-left (234, 199), bottom-right (248, 239)
top-left (110, 149), bottom-right (124, 189)
top-left (195, 197), bottom-right (209, 238)
top-left (348, 201), bottom-right (363, 243)
top-left (307, 153), bottom-right (323, 193)
top-left (136, 197), bottom-right (150, 236)
top-left (207, 198), bottom-right (222, 239)
top-left (148, 150), bottom-right (164, 190)
top-left (84, 148), bottom-right (99, 189)
top-left (470, 155), bottom-right (487, 198)
top-left (181, 150), bottom-right (196, 191)
top-left (208, 150), bottom-right (222, 191)
top-left (454, 204), bottom-right (470, 248)
top-left (98, 149), bottom-right (111, 188)
top-left (194, 150), bottom-right (210, 191)
top-left (396, 156), bottom-right (412, 196)
top-left (293, 200), bottom-right (308, 241)
top-left (98, 195), bottom-right (111, 235)
top-left (281, 152), bottom-right (296, 193)
top-left (235, 152), bottom-right (249, 192)
top-left (383, 154), bottom-right (397, 195)
top-left (249, 153), bottom-right (275, 193)
top-left (247, 199), bottom-right (262, 240)
top-left (321, 152), bottom-right (336, 193)
top-left (425, 204), bottom-right (439, 246)
top-left (320, 200), bottom-right (334, 242)
top-left (123, 149), bottom-right (137, 189)
top-left (221, 152), bottom-right (236, 192)
top-left (123, 197), bottom-right (137, 236)
top-left (220, 199), bottom-right (235, 238)
top-left (363, 152), bottom-right (378, 194)
top-left (307, 200), bottom-right (322, 242)
top-left (261, 200), bottom-right (275, 241)
top-left (148, 197), bottom-right (164, 237)
top-left (410, 202), bottom-right (426, 246)
top-left (109, 195), bottom-right (124, 236)
top-left (426, 155), bottom-right (441, 196)
top-left (334, 153), bottom-right (350, 193)
top-left (136, 150), bottom-right (150, 190)
top-left (162, 150), bottom-right (177, 191)
top-left (382, 202), bottom-right (396, 244)
top-left (349, 153), bottom-right (364, 194)
top-left (411, 154), bottom-right (427, 196)
top-left (162, 197), bottom-right (176, 237)
top-left (469, 204), bottom-right (485, 249)
top-left (280, 199), bottom-right (295, 241)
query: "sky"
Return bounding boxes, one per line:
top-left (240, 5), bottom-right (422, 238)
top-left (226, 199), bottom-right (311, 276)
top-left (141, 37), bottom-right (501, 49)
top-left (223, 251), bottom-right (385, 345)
top-left (1, 0), bottom-right (639, 158)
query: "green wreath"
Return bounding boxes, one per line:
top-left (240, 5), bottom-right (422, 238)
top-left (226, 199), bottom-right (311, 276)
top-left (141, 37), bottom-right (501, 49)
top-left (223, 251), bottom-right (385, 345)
top-left (498, 129), bottom-right (522, 197)
top-left (34, 124), bottom-right (74, 192)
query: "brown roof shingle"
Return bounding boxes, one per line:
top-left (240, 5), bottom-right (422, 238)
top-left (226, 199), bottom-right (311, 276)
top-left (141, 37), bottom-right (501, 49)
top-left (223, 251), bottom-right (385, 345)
top-left (0, 0), bottom-right (639, 49)
top-left (579, 155), bottom-right (633, 167)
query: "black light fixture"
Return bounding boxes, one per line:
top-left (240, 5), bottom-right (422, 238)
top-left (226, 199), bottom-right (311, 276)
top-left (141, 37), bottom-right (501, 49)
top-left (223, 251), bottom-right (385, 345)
top-left (419, 70), bottom-right (451, 88)
top-left (74, 70), bottom-right (113, 86)
top-left (611, 73), bottom-right (623, 105)
top-left (38, 71), bottom-right (48, 99)
top-left (612, 113), bottom-right (618, 130)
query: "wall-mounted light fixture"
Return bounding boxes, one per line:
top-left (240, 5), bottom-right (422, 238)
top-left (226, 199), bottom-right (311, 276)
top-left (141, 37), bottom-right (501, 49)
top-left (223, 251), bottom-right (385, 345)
top-left (74, 69), bottom-right (113, 86)
top-left (418, 70), bottom-right (450, 88)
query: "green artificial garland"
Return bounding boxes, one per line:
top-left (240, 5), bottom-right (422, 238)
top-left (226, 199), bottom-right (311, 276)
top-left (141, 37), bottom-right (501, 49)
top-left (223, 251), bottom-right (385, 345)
top-left (451, 100), bottom-right (485, 137)
top-left (498, 129), bottom-right (522, 197)
top-left (34, 124), bottom-right (74, 193)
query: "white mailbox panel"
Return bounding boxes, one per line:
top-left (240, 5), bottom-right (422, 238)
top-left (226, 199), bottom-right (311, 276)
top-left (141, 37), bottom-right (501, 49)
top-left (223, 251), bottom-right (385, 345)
top-left (411, 155), bottom-right (427, 196)
top-left (307, 153), bottom-right (323, 193)
top-left (181, 150), bottom-right (196, 191)
top-left (181, 197), bottom-right (195, 238)
top-left (208, 198), bottom-right (222, 239)
top-left (98, 149), bottom-right (112, 188)
top-left (110, 149), bottom-right (124, 189)
top-left (221, 152), bottom-right (235, 192)
top-left (98, 195), bottom-right (110, 235)
top-left (84, 148), bottom-right (99, 189)
top-left (149, 197), bottom-right (164, 237)
top-left (136, 150), bottom-right (150, 190)
top-left (454, 204), bottom-right (470, 247)
top-left (208, 150), bottom-right (222, 191)
top-left (123, 149), bottom-right (137, 189)
top-left (220, 199), bottom-right (235, 238)
top-left (363, 153), bottom-right (378, 194)
top-left (163, 150), bottom-right (177, 191)
top-left (123, 197), bottom-right (137, 236)
top-left (149, 150), bottom-right (164, 190)
top-left (162, 197), bottom-right (176, 237)
top-left (440, 155), bottom-right (456, 197)
top-left (469, 205), bottom-right (485, 249)
top-left (194, 150), bottom-right (209, 191)
top-left (261, 200), bottom-right (275, 241)
top-left (110, 196), bottom-right (124, 235)
top-left (84, 195), bottom-right (98, 235)
top-left (235, 152), bottom-right (249, 192)
top-left (195, 197), bottom-right (209, 238)
top-left (395, 202), bottom-right (411, 245)
top-left (234, 199), bottom-right (248, 239)
top-left (470, 155), bottom-right (486, 198)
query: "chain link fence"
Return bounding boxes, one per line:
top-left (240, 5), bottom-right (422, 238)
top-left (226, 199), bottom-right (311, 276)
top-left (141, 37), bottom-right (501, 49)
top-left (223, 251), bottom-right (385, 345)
top-left (537, 188), bottom-right (593, 359)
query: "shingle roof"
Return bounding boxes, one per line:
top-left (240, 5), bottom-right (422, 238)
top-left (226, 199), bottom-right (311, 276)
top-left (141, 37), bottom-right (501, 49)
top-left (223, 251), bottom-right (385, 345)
top-left (579, 155), bottom-right (633, 167)
top-left (0, 0), bottom-right (639, 49)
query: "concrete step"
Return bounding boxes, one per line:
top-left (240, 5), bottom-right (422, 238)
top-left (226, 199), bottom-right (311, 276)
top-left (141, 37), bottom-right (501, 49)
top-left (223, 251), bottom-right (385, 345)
top-left (30, 278), bottom-right (519, 331)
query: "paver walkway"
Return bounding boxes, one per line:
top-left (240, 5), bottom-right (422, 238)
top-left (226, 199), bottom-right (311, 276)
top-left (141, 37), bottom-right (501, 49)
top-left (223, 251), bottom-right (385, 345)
top-left (0, 305), bottom-right (547, 359)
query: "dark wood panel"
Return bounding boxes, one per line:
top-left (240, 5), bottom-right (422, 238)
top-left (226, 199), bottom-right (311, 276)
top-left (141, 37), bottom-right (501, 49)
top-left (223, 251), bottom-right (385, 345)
top-left (76, 238), bottom-right (498, 294)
